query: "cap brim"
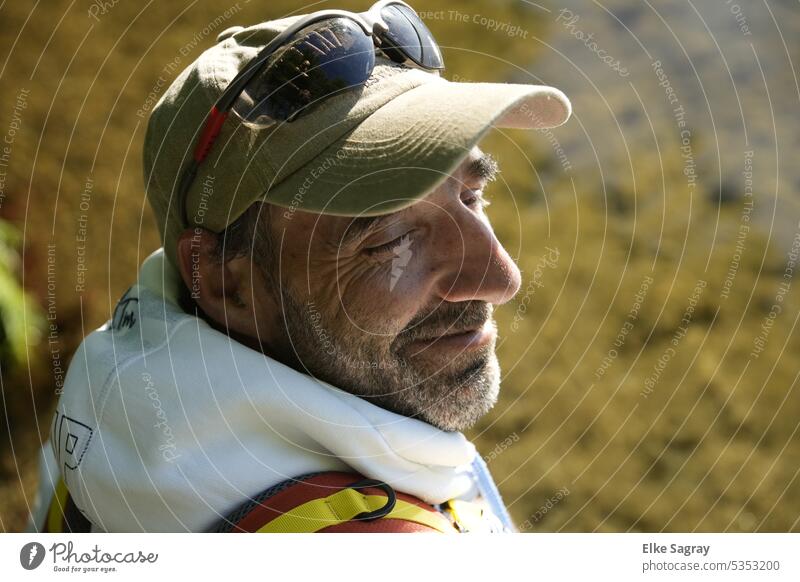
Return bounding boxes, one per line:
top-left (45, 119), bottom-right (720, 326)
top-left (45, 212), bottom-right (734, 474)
top-left (262, 80), bottom-right (571, 217)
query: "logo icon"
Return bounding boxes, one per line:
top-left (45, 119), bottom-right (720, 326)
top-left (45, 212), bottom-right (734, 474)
top-left (390, 235), bottom-right (413, 291)
top-left (19, 542), bottom-right (46, 570)
top-left (111, 290), bottom-right (138, 331)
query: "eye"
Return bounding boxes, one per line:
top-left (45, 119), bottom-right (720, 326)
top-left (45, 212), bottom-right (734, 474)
top-left (462, 189), bottom-right (490, 209)
top-left (364, 233), bottom-right (413, 257)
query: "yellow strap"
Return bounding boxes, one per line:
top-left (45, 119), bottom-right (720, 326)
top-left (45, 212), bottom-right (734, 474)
top-left (257, 488), bottom-right (453, 533)
top-left (46, 478), bottom-right (69, 533)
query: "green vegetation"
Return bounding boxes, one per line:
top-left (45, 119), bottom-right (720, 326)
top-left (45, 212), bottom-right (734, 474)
top-left (0, 221), bottom-right (42, 367)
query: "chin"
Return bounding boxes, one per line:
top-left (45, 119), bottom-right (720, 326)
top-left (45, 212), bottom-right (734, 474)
top-left (419, 353), bottom-right (502, 432)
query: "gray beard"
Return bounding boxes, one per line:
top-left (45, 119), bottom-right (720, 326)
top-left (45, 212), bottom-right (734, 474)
top-left (275, 288), bottom-right (501, 432)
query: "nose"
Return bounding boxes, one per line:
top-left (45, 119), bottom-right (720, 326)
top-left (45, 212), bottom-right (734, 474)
top-left (431, 209), bottom-right (522, 305)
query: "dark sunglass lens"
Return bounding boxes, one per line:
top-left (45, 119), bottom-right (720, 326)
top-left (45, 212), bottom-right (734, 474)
top-left (381, 4), bottom-right (443, 69)
top-left (233, 18), bottom-right (375, 126)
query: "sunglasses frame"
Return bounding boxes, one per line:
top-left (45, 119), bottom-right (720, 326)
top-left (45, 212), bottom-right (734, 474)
top-left (178, 0), bottom-right (443, 225)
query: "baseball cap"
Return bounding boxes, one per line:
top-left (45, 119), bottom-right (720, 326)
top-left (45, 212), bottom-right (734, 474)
top-left (143, 14), bottom-right (572, 268)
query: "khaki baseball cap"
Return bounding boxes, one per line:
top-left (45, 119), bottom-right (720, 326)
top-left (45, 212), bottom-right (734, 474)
top-left (143, 14), bottom-right (572, 268)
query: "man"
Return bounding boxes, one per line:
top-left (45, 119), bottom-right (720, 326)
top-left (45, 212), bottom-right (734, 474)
top-left (29, 3), bottom-right (570, 533)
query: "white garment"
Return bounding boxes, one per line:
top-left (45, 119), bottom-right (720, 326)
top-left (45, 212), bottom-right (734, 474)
top-left (33, 249), bottom-right (487, 532)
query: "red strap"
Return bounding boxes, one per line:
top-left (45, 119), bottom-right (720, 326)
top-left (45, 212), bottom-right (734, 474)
top-left (193, 106), bottom-right (228, 162)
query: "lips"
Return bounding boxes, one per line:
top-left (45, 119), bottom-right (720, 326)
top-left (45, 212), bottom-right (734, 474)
top-left (403, 319), bottom-right (495, 357)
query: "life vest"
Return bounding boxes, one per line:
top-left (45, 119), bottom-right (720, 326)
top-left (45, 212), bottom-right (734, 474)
top-left (44, 471), bottom-right (505, 533)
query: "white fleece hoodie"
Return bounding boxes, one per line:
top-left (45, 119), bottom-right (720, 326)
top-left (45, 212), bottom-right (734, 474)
top-left (29, 249), bottom-right (512, 532)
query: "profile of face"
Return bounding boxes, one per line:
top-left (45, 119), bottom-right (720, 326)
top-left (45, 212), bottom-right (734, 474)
top-left (177, 146), bottom-right (522, 432)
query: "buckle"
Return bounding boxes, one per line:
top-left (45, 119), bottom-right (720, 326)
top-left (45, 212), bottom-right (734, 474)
top-left (347, 478), bottom-right (397, 521)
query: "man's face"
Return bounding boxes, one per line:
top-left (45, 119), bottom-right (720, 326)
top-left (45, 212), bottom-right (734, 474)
top-left (252, 147), bottom-right (521, 431)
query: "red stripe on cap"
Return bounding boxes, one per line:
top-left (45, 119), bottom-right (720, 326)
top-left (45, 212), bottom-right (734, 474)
top-left (193, 106), bottom-right (228, 163)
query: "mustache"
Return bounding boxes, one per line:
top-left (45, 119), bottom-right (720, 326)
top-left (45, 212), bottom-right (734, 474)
top-left (392, 301), bottom-right (493, 349)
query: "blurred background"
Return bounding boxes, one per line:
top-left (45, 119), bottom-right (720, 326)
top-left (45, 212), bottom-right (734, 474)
top-left (1, 0), bottom-right (799, 532)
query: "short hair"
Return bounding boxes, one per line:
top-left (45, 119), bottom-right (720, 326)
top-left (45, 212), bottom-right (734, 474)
top-left (179, 202), bottom-right (277, 314)
top-left (211, 201), bottom-right (273, 265)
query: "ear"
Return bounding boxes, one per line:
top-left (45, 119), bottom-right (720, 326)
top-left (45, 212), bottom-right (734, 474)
top-left (175, 227), bottom-right (273, 344)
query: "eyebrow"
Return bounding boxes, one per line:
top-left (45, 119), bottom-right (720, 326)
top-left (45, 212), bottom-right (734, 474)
top-left (466, 151), bottom-right (500, 182)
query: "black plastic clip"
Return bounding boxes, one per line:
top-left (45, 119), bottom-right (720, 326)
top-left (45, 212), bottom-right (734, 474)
top-left (347, 478), bottom-right (397, 521)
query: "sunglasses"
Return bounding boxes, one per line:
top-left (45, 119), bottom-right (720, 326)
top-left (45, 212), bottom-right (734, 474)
top-left (179, 0), bottom-right (444, 224)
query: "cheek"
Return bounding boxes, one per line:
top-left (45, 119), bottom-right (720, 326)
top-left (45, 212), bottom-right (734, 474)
top-left (318, 254), bottom-right (427, 335)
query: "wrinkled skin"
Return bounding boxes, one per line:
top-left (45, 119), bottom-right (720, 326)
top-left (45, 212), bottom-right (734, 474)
top-left (177, 147), bottom-right (522, 431)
